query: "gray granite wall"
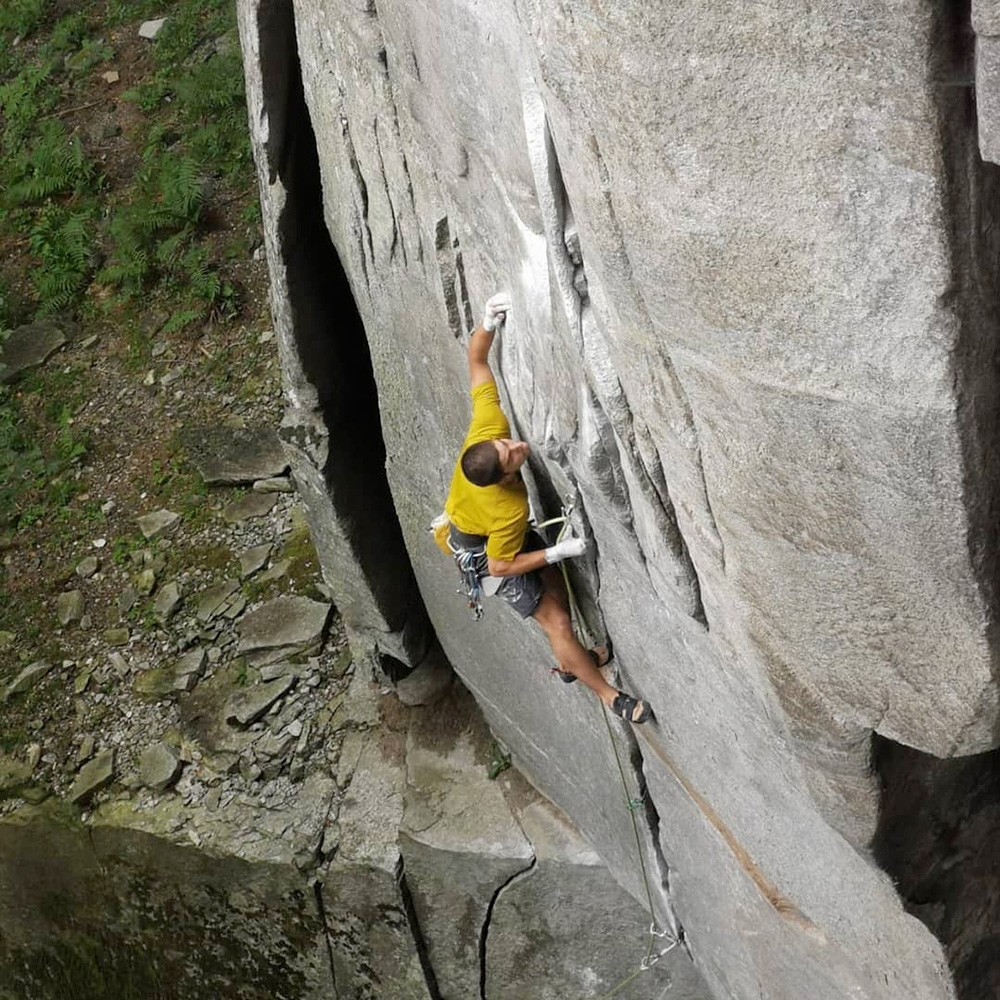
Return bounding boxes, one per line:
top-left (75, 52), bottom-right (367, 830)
top-left (238, 1), bottom-right (1000, 997)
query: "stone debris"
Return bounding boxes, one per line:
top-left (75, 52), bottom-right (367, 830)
top-left (68, 749), bottom-right (115, 804)
top-left (224, 675), bottom-right (296, 727)
top-left (3, 661), bottom-right (52, 702)
top-left (252, 476), bottom-right (294, 493)
top-left (221, 594), bottom-right (247, 620)
top-left (101, 69), bottom-right (120, 84)
top-left (104, 627), bottom-right (130, 647)
top-left (196, 579), bottom-right (239, 622)
top-left (133, 648), bottom-right (206, 698)
top-left (117, 585), bottom-right (138, 618)
top-left (222, 492), bottom-right (277, 524)
top-left (153, 581), bottom-right (182, 622)
top-left (108, 652), bottom-right (130, 677)
top-left (0, 318), bottom-right (75, 385)
top-left (260, 662), bottom-right (298, 683)
top-left (57, 590), bottom-right (85, 626)
top-left (139, 743), bottom-right (182, 791)
top-left (180, 427), bottom-right (288, 485)
top-left (77, 734), bottom-right (95, 766)
top-left (256, 558), bottom-right (291, 585)
top-left (134, 567), bottom-right (158, 596)
top-left (75, 556), bottom-right (100, 579)
top-left (237, 596), bottom-right (331, 658)
top-left (138, 17), bottom-right (167, 39)
top-left (136, 508), bottom-right (181, 540)
top-left (239, 543), bottom-right (272, 579)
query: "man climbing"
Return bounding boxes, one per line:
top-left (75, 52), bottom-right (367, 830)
top-left (437, 293), bottom-right (652, 724)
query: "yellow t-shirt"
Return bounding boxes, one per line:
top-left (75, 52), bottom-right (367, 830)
top-left (444, 381), bottom-right (528, 562)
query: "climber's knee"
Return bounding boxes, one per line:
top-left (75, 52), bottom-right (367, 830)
top-left (533, 593), bottom-right (573, 641)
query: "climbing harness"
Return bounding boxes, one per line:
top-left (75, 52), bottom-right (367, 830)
top-left (541, 506), bottom-right (682, 998)
top-left (454, 546), bottom-right (487, 620)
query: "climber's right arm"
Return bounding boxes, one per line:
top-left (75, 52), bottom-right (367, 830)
top-left (468, 293), bottom-right (511, 389)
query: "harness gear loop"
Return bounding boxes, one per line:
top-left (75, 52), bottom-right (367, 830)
top-left (455, 547), bottom-right (486, 620)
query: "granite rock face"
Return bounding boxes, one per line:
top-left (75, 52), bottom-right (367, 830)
top-left (238, 1), bottom-right (1000, 998)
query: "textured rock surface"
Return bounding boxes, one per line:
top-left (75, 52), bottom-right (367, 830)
top-left (0, 806), bottom-right (333, 1000)
top-left (180, 426), bottom-right (289, 484)
top-left (237, 0), bottom-right (1000, 997)
top-left (67, 749), bottom-right (115, 805)
top-left (3, 661), bottom-right (52, 703)
top-left (0, 319), bottom-right (73, 384)
top-left (237, 595), bottom-right (331, 656)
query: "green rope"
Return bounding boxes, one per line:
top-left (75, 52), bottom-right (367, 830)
top-left (543, 511), bottom-right (677, 997)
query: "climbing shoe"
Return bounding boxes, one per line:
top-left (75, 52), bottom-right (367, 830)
top-left (555, 644), bottom-right (611, 684)
top-left (611, 691), bottom-right (652, 724)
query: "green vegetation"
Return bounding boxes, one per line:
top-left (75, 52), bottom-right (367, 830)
top-left (0, 0), bottom-right (256, 536)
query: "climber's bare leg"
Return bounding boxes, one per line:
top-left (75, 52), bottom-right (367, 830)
top-left (532, 590), bottom-right (617, 705)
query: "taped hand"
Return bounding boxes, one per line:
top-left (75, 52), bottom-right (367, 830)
top-left (544, 536), bottom-right (588, 565)
top-left (482, 292), bottom-right (512, 332)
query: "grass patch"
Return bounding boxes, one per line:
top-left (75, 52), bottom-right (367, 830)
top-left (0, 0), bottom-right (259, 546)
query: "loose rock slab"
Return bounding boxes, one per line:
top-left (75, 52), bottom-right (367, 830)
top-left (0, 319), bottom-right (74, 384)
top-left (75, 556), bottom-right (99, 579)
top-left (252, 476), bottom-right (294, 493)
top-left (57, 590), bottom-right (85, 626)
top-left (222, 492), bottom-right (277, 524)
top-left (68, 749), bottom-right (115, 804)
top-left (138, 17), bottom-right (166, 39)
top-left (139, 743), bottom-right (181, 791)
top-left (239, 543), bottom-right (272, 579)
top-left (224, 675), bottom-right (295, 727)
top-left (196, 579), bottom-right (239, 622)
top-left (136, 508), bottom-right (181, 540)
top-left (2, 661), bottom-right (52, 702)
top-left (133, 648), bottom-right (206, 697)
top-left (153, 581), bottom-right (182, 622)
top-left (180, 427), bottom-right (288, 484)
top-left (237, 596), bottom-right (332, 656)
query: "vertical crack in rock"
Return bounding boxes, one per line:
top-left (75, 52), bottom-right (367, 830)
top-left (373, 116), bottom-right (404, 265)
top-left (312, 878), bottom-right (340, 998)
top-left (339, 115), bottom-right (375, 284)
top-left (636, 729), bottom-right (819, 935)
top-left (940, 1), bottom-right (1000, 729)
top-left (255, 0), bottom-right (441, 672)
top-left (588, 130), bottom-right (726, 571)
top-left (626, 733), bottom-right (683, 942)
top-left (521, 89), bottom-right (706, 622)
top-left (396, 858), bottom-right (444, 1000)
top-left (932, 0), bottom-right (1000, 710)
top-left (434, 216), bottom-right (471, 338)
top-left (873, 735), bottom-right (1000, 999)
top-left (478, 860), bottom-right (537, 1000)
top-left (454, 247), bottom-right (475, 332)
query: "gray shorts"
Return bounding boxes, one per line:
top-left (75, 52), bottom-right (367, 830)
top-left (449, 526), bottom-right (545, 620)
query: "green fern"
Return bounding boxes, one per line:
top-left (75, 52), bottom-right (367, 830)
top-left (29, 207), bottom-right (95, 314)
top-left (0, 61), bottom-right (59, 148)
top-left (6, 121), bottom-right (92, 206)
top-left (0, 0), bottom-right (45, 38)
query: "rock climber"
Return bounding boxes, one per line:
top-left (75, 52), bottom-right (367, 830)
top-left (434, 293), bottom-right (652, 724)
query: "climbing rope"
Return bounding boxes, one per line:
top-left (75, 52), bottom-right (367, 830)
top-left (539, 509), bottom-right (680, 998)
